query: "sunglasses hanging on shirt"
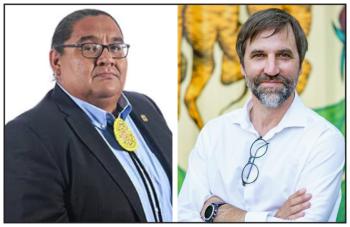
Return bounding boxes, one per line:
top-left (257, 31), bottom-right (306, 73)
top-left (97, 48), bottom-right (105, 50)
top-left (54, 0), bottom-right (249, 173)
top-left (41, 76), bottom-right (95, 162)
top-left (241, 136), bottom-right (269, 186)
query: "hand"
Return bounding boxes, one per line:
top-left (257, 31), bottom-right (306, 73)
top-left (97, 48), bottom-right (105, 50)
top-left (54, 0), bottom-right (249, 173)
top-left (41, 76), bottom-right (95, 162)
top-left (275, 188), bottom-right (312, 220)
top-left (200, 195), bottom-right (224, 219)
top-left (201, 195), bottom-right (246, 222)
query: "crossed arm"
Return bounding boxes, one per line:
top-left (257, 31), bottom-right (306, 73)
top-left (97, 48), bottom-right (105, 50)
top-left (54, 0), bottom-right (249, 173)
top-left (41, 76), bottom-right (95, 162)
top-left (178, 124), bottom-right (344, 222)
top-left (201, 189), bottom-right (312, 222)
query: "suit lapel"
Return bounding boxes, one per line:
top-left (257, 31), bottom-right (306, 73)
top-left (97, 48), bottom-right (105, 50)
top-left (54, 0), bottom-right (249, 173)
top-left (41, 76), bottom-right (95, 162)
top-left (129, 105), bottom-right (172, 184)
top-left (53, 85), bottom-right (147, 221)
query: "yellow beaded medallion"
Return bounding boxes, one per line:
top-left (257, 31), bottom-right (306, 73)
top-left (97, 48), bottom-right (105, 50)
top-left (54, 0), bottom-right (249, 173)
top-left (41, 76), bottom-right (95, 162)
top-left (113, 117), bottom-right (138, 152)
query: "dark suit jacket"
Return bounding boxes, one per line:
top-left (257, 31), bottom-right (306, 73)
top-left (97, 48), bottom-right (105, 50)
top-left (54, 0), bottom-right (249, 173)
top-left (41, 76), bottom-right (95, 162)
top-left (5, 84), bottom-right (172, 223)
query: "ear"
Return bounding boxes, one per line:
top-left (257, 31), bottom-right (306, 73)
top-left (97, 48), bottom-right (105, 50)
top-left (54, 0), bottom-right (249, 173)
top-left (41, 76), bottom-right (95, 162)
top-left (49, 49), bottom-right (62, 80)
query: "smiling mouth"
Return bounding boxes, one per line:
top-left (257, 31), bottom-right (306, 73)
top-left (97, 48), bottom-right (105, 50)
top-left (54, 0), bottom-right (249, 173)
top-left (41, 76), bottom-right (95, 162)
top-left (257, 81), bottom-right (286, 90)
top-left (261, 80), bottom-right (283, 83)
top-left (259, 80), bottom-right (285, 86)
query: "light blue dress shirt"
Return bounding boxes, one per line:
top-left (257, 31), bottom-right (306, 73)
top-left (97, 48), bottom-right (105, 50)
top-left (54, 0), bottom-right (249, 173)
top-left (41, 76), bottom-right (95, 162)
top-left (58, 84), bottom-right (172, 222)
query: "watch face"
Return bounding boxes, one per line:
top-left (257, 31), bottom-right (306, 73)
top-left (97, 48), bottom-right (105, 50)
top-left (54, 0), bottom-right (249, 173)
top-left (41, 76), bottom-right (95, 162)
top-left (204, 204), bottom-right (214, 219)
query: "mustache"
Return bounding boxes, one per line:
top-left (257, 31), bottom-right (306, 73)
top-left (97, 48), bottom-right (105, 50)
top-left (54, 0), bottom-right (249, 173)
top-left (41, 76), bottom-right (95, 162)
top-left (253, 74), bottom-right (293, 86)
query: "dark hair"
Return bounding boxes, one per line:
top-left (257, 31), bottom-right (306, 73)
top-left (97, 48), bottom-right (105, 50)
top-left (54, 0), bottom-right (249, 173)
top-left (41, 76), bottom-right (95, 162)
top-left (51, 9), bottom-right (121, 54)
top-left (236, 8), bottom-right (308, 67)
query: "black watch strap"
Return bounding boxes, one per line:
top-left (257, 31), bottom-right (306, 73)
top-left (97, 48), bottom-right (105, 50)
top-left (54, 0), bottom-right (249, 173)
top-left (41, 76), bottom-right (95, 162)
top-left (204, 202), bottom-right (226, 223)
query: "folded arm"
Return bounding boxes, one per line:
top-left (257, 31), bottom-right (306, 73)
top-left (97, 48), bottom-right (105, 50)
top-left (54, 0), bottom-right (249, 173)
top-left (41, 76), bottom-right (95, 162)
top-left (199, 129), bottom-right (344, 222)
top-left (201, 189), bottom-right (312, 222)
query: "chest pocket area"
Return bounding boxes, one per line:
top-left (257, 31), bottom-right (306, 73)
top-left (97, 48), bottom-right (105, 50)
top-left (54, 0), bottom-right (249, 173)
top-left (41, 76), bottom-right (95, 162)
top-left (250, 137), bottom-right (308, 209)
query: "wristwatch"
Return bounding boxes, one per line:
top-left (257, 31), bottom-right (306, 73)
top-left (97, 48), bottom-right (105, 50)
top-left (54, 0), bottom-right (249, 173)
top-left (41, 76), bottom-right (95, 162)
top-left (204, 202), bottom-right (226, 223)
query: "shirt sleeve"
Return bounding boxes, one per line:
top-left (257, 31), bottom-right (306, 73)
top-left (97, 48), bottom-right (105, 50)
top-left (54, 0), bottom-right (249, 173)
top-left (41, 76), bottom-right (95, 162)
top-left (245, 211), bottom-right (270, 222)
top-left (264, 127), bottom-right (344, 222)
top-left (291, 128), bottom-right (345, 222)
top-left (177, 128), bottom-right (212, 222)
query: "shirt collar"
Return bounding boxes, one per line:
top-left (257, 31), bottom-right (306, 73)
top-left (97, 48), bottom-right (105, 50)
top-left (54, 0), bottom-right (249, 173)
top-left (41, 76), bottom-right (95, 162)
top-left (232, 92), bottom-right (307, 132)
top-left (231, 94), bottom-right (254, 130)
top-left (57, 83), bottom-right (132, 129)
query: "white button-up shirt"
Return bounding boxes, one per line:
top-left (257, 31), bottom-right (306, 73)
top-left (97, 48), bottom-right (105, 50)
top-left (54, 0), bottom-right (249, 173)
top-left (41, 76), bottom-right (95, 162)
top-left (178, 94), bottom-right (344, 222)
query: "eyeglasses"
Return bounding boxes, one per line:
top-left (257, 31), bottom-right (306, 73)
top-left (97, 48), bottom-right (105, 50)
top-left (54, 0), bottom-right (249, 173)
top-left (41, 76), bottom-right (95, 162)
top-left (55, 43), bottom-right (130, 59)
top-left (241, 136), bottom-right (269, 186)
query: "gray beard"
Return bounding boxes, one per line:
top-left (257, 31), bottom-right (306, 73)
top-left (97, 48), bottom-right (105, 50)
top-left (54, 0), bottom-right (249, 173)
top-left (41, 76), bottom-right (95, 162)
top-left (246, 75), bottom-right (296, 108)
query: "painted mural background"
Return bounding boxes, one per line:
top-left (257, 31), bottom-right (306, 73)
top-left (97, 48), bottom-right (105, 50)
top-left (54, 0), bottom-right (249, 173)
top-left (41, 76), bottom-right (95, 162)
top-left (178, 5), bottom-right (345, 221)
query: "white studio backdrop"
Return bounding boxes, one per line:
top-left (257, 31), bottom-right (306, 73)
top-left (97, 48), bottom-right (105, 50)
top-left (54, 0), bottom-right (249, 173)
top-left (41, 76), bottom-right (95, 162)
top-left (4, 5), bottom-right (177, 132)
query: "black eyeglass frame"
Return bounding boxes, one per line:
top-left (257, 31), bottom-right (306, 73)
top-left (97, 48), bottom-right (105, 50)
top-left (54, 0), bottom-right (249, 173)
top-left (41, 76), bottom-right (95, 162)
top-left (241, 136), bottom-right (269, 186)
top-left (54, 43), bottom-right (130, 59)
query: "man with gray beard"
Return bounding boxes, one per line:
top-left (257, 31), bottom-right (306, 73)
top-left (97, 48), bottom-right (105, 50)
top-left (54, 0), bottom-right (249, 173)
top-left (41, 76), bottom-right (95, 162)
top-left (246, 72), bottom-right (296, 108)
top-left (178, 8), bottom-right (344, 222)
